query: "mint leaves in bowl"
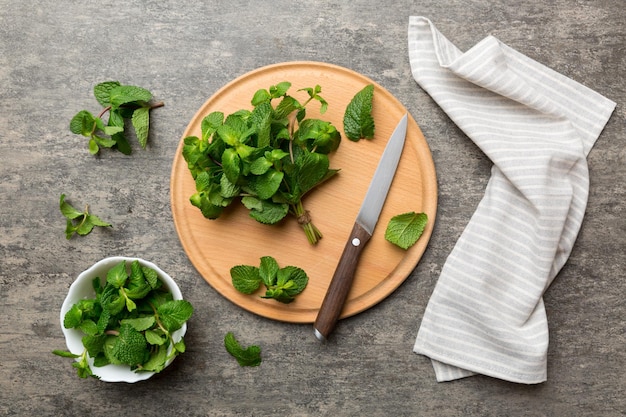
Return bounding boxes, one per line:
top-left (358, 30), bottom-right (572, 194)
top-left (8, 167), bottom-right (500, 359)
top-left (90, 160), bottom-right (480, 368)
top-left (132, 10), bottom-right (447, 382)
top-left (54, 257), bottom-right (193, 382)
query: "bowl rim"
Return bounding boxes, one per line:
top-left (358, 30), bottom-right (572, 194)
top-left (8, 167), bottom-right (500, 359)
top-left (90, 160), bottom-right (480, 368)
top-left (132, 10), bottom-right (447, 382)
top-left (60, 256), bottom-right (187, 383)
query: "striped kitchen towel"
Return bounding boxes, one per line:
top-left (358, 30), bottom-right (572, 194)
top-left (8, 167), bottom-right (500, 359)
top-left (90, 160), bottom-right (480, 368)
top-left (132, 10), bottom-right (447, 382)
top-left (408, 16), bottom-right (615, 383)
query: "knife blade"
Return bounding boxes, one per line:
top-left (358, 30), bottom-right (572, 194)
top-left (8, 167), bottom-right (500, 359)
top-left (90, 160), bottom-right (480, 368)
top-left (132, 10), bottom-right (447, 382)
top-left (314, 113), bottom-right (408, 341)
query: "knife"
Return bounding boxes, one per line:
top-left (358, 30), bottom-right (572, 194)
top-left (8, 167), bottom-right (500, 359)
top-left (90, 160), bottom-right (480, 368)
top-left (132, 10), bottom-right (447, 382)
top-left (314, 113), bottom-right (408, 341)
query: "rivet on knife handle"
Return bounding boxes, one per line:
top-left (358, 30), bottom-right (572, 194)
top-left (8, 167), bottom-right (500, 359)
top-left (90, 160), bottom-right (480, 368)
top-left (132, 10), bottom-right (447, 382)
top-left (314, 222), bottom-right (372, 341)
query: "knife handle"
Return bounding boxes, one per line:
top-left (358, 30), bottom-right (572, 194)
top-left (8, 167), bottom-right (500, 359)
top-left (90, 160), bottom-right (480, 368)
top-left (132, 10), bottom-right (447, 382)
top-left (314, 222), bottom-right (372, 341)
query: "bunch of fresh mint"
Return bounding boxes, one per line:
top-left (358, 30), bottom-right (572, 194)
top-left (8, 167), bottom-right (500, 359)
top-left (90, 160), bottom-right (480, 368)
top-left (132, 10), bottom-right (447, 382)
top-left (53, 260), bottom-right (194, 379)
top-left (182, 82), bottom-right (341, 245)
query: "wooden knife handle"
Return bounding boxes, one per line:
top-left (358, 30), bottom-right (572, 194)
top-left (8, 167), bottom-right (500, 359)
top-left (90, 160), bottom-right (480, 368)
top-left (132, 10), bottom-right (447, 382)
top-left (314, 222), bottom-right (372, 341)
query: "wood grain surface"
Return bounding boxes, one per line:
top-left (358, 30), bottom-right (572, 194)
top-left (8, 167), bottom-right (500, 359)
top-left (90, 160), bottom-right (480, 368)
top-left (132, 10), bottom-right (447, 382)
top-left (170, 62), bottom-right (437, 322)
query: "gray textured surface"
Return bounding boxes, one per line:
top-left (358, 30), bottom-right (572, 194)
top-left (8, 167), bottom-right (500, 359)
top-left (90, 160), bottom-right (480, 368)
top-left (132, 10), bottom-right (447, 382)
top-left (1, 1), bottom-right (624, 416)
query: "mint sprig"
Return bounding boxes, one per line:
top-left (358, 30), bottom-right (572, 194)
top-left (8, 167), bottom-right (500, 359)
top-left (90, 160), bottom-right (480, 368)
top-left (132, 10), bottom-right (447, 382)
top-left (59, 194), bottom-right (111, 239)
top-left (230, 256), bottom-right (309, 304)
top-left (70, 81), bottom-right (163, 155)
top-left (224, 332), bottom-right (262, 367)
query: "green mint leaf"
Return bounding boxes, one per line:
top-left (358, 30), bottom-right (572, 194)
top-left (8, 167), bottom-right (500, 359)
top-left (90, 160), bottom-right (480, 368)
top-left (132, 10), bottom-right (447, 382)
top-left (241, 197), bottom-right (289, 225)
top-left (224, 332), bottom-right (262, 367)
top-left (92, 135), bottom-right (117, 148)
top-left (126, 260), bottom-right (151, 299)
top-left (251, 102), bottom-right (272, 148)
top-left (247, 169), bottom-right (284, 200)
top-left (96, 308), bottom-right (110, 334)
top-left (121, 316), bottom-right (156, 332)
top-left (294, 151), bottom-right (331, 197)
top-left (142, 265), bottom-right (161, 289)
top-left (141, 344), bottom-right (168, 372)
top-left (221, 148), bottom-right (241, 184)
top-left (106, 261), bottom-right (128, 288)
top-left (259, 256), bottom-right (279, 287)
top-left (100, 285), bottom-right (126, 315)
top-left (269, 81), bottom-right (291, 98)
top-left (251, 88), bottom-right (271, 106)
top-left (294, 119), bottom-right (340, 154)
top-left (109, 85), bottom-right (152, 109)
top-left (274, 95), bottom-right (300, 119)
top-left (157, 300), bottom-right (194, 333)
top-left (343, 84), bottom-right (375, 141)
top-left (78, 319), bottom-right (99, 336)
top-left (230, 265), bottom-right (262, 294)
top-left (86, 213), bottom-right (112, 228)
top-left (145, 329), bottom-right (166, 346)
top-left (82, 334), bottom-right (106, 357)
top-left (131, 106), bottom-right (150, 148)
top-left (277, 266), bottom-right (308, 295)
top-left (69, 110), bottom-right (95, 136)
top-left (59, 194), bottom-right (84, 220)
top-left (384, 212), bottom-right (428, 250)
top-left (111, 323), bottom-right (148, 366)
top-left (220, 173), bottom-right (241, 198)
top-left (94, 81), bottom-right (121, 107)
top-left (249, 156), bottom-right (272, 175)
top-left (88, 138), bottom-right (99, 155)
top-left (174, 339), bottom-right (186, 353)
top-left (201, 111), bottom-right (224, 141)
top-left (63, 304), bottom-right (84, 329)
top-left (52, 350), bottom-right (81, 359)
top-left (103, 125), bottom-right (124, 136)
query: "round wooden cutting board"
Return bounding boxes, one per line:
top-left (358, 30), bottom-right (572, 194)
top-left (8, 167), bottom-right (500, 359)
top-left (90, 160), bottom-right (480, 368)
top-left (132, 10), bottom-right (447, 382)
top-left (170, 61), bottom-right (437, 323)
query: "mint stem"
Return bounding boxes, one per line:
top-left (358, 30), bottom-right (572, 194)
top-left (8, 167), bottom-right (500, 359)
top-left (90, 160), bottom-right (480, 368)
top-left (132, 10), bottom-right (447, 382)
top-left (292, 200), bottom-right (322, 245)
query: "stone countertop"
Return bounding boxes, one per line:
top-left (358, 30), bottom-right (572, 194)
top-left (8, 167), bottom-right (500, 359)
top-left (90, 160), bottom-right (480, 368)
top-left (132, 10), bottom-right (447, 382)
top-left (1, 1), bottom-right (624, 416)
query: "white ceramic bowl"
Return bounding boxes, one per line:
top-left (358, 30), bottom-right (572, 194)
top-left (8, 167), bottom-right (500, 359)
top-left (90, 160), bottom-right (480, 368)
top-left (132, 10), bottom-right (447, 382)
top-left (60, 256), bottom-right (187, 383)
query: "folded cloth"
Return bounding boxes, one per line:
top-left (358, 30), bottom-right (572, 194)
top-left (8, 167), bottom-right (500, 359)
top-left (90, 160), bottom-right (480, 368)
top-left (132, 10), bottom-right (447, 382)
top-left (408, 16), bottom-right (616, 383)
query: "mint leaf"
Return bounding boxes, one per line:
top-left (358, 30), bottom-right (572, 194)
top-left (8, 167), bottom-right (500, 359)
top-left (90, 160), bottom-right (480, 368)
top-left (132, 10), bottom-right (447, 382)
top-left (63, 304), bottom-right (84, 329)
top-left (343, 84), bottom-right (375, 141)
top-left (270, 81), bottom-right (291, 98)
top-left (145, 329), bottom-right (166, 346)
top-left (157, 300), bottom-right (194, 333)
top-left (242, 197), bottom-right (289, 225)
top-left (131, 107), bottom-right (150, 148)
top-left (384, 212), bottom-right (428, 250)
top-left (141, 344), bottom-right (168, 372)
top-left (201, 111), bottom-right (224, 141)
top-left (106, 261), bottom-right (128, 288)
top-left (111, 323), bottom-right (148, 366)
top-left (258, 256), bottom-right (279, 287)
top-left (224, 332), bottom-right (262, 367)
top-left (109, 85), bottom-right (152, 109)
top-left (69, 110), bottom-right (95, 136)
top-left (59, 194), bottom-right (84, 219)
top-left (121, 316), bottom-right (156, 332)
top-left (94, 81), bottom-right (121, 107)
top-left (247, 169), bottom-right (284, 200)
top-left (230, 265), bottom-right (262, 294)
top-left (52, 350), bottom-right (81, 359)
